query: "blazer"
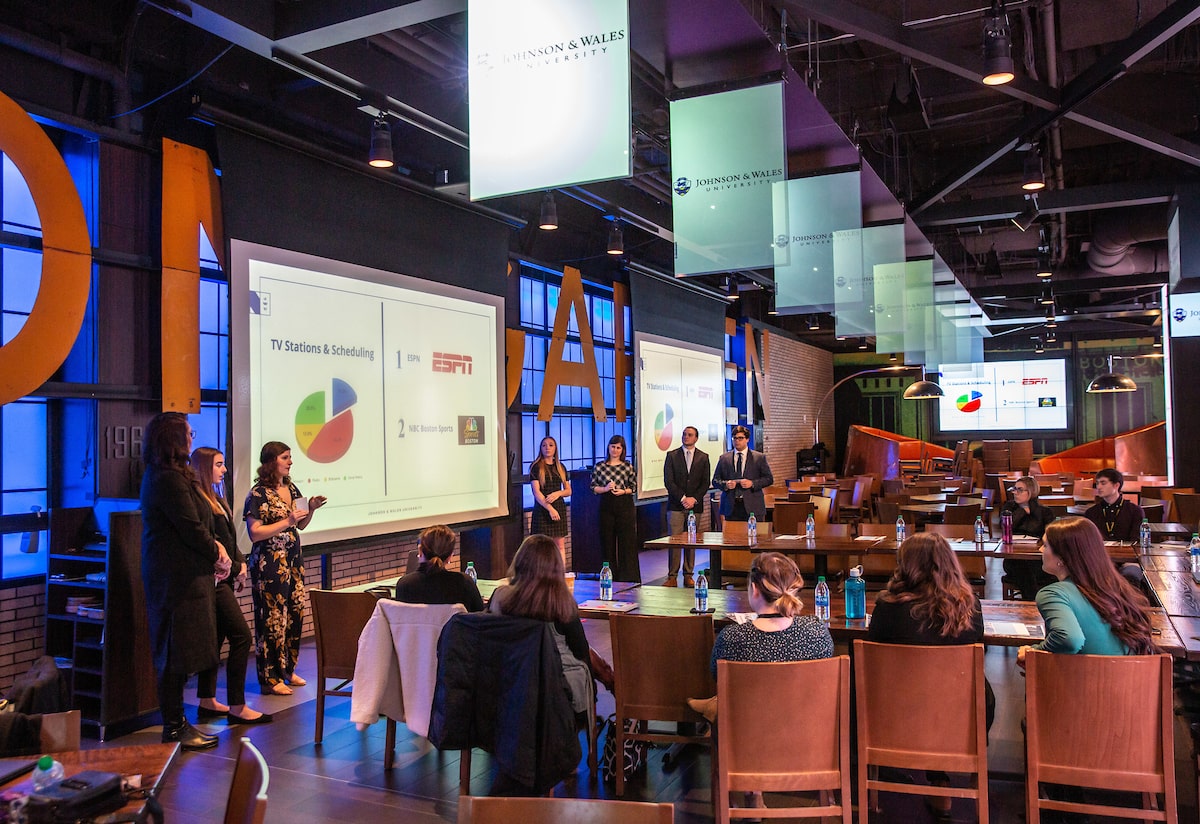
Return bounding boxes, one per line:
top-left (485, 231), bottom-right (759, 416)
top-left (663, 446), bottom-right (711, 513)
top-left (711, 448), bottom-right (774, 519)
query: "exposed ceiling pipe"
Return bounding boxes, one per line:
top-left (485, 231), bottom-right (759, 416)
top-left (1087, 204), bottom-right (1170, 275)
top-left (1037, 0), bottom-right (1067, 267)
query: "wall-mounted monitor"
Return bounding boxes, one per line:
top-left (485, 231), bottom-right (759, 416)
top-left (230, 240), bottom-right (507, 545)
top-left (934, 359), bottom-right (1070, 437)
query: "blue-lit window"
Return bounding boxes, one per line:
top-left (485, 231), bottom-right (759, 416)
top-left (518, 262), bottom-right (632, 509)
top-left (0, 153), bottom-right (48, 578)
top-left (191, 228), bottom-right (228, 453)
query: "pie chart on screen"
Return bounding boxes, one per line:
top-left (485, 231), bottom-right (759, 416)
top-left (654, 404), bottom-right (675, 451)
top-left (295, 378), bottom-right (356, 463)
top-left (956, 391), bottom-right (983, 414)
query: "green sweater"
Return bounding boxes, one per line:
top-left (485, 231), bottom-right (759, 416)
top-left (1032, 579), bottom-right (1129, 655)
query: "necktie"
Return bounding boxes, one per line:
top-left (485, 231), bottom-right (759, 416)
top-left (735, 451), bottom-right (743, 478)
top-left (685, 449), bottom-right (692, 472)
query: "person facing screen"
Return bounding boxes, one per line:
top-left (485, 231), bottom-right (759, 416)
top-left (393, 524), bottom-right (483, 612)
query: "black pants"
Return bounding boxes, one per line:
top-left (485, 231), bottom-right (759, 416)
top-left (157, 671), bottom-right (187, 727)
top-left (599, 494), bottom-right (639, 582)
top-left (197, 583), bottom-right (253, 707)
top-left (1003, 558), bottom-right (1055, 601)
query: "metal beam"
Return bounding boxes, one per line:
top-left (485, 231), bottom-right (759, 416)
top-left (275, 0), bottom-right (467, 54)
top-left (915, 180), bottom-right (1179, 227)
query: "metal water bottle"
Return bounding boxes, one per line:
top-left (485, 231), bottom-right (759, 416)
top-left (1001, 511), bottom-right (1013, 545)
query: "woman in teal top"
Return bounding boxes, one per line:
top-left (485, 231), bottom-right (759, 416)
top-left (1018, 516), bottom-right (1155, 666)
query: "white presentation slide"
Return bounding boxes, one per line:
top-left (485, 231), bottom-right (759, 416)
top-left (634, 334), bottom-right (726, 499)
top-left (937, 360), bottom-right (1069, 433)
top-left (231, 241), bottom-right (507, 545)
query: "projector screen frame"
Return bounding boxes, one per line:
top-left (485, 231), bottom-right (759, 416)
top-left (931, 354), bottom-right (1075, 441)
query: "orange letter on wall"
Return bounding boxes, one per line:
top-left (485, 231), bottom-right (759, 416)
top-left (161, 139), bottom-right (224, 413)
top-left (0, 92), bottom-right (91, 406)
top-left (538, 266), bottom-right (606, 422)
top-left (505, 328), bottom-right (526, 409)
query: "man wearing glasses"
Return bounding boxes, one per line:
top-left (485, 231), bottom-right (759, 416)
top-left (712, 425), bottom-right (774, 522)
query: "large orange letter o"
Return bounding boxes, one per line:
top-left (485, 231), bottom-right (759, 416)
top-left (0, 91), bottom-right (91, 406)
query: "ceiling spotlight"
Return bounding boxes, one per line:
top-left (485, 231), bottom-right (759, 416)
top-left (889, 352), bottom-right (899, 362)
top-left (767, 292), bottom-right (778, 316)
top-left (857, 337), bottom-right (869, 350)
top-left (1086, 355), bottom-right (1138, 393)
top-left (1034, 339), bottom-right (1045, 354)
top-left (1021, 149), bottom-right (1045, 191)
top-left (1035, 250), bottom-right (1052, 278)
top-left (368, 117), bottom-right (394, 168)
top-left (606, 221), bottom-right (624, 255)
top-left (982, 0), bottom-right (1015, 86)
top-left (725, 275), bottom-right (739, 301)
top-left (1153, 337), bottom-right (1162, 349)
top-left (1045, 330), bottom-right (1057, 344)
top-left (983, 246), bottom-right (1003, 279)
top-left (1011, 194), bottom-right (1039, 232)
top-left (807, 314), bottom-right (820, 331)
top-left (1044, 308), bottom-right (1057, 328)
top-left (1038, 285), bottom-right (1055, 306)
top-left (538, 192), bottom-right (558, 231)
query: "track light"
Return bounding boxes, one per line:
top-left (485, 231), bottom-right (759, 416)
top-left (1045, 330), bottom-right (1057, 344)
top-left (1038, 285), bottom-right (1055, 306)
top-left (1011, 194), bottom-right (1039, 232)
top-left (1034, 338), bottom-right (1045, 354)
top-left (368, 117), bottom-right (394, 168)
top-left (1021, 150), bottom-right (1045, 191)
top-left (1035, 251), bottom-right (1052, 278)
top-left (606, 221), bottom-right (624, 255)
top-left (889, 352), bottom-right (899, 362)
top-left (858, 337), bottom-right (869, 350)
top-left (982, 0), bottom-right (1015, 86)
top-left (724, 275), bottom-right (739, 301)
top-left (1044, 308), bottom-right (1057, 328)
top-left (767, 292), bottom-right (778, 315)
top-left (1153, 337), bottom-right (1162, 349)
top-left (538, 192), bottom-right (558, 230)
top-left (807, 314), bottom-right (820, 331)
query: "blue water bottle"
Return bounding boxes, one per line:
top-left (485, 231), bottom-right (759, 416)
top-left (845, 565), bottom-right (866, 619)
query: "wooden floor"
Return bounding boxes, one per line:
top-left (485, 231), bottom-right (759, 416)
top-left (100, 550), bottom-right (1199, 823)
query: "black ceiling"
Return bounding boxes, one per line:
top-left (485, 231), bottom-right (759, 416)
top-left (4, 0), bottom-right (1200, 352)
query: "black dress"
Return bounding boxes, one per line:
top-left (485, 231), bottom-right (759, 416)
top-left (531, 465), bottom-right (569, 538)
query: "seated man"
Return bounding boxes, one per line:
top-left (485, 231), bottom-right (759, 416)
top-left (1083, 468), bottom-right (1146, 587)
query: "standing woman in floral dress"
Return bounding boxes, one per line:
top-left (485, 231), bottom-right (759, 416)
top-left (243, 441), bottom-right (326, 695)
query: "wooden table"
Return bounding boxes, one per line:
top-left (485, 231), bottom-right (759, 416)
top-left (0, 742), bottom-right (178, 820)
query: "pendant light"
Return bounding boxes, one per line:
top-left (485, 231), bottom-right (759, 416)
top-left (1086, 355), bottom-right (1138, 393)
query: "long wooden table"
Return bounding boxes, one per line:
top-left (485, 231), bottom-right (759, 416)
top-left (0, 742), bottom-right (179, 820)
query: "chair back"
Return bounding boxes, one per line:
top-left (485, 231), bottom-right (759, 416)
top-left (772, 500), bottom-right (814, 534)
top-left (787, 490), bottom-right (812, 502)
top-left (881, 478), bottom-right (905, 496)
top-left (458, 796), bottom-right (674, 824)
top-left (1025, 651), bottom-right (1176, 821)
top-left (1173, 492), bottom-right (1200, 528)
top-left (811, 494), bottom-right (833, 525)
top-left (310, 589), bottom-right (381, 744)
top-left (1073, 478), bottom-right (1097, 502)
top-left (38, 709), bottom-right (80, 752)
top-left (924, 523), bottom-right (975, 540)
top-left (855, 642), bottom-right (988, 821)
top-left (715, 658), bottom-right (851, 824)
top-left (943, 502), bottom-right (982, 525)
top-left (223, 737), bottom-right (270, 824)
top-left (814, 523), bottom-right (852, 538)
top-left (875, 500), bottom-right (900, 525)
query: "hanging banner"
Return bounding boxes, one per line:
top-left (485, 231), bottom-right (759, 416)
top-left (468, 0), bottom-right (631, 199)
top-left (772, 168), bottom-right (862, 314)
top-left (671, 83), bottom-right (785, 275)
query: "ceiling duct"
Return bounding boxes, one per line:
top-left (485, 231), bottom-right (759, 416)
top-left (1086, 205), bottom-right (1171, 276)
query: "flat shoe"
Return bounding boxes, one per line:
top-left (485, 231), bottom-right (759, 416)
top-left (264, 682), bottom-right (293, 696)
top-left (286, 674), bottom-right (307, 687)
top-left (196, 705), bottom-right (227, 721)
top-left (228, 711), bottom-right (274, 725)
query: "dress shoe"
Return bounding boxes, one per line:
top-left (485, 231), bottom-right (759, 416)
top-left (196, 705), bottom-right (227, 721)
top-left (662, 576), bottom-right (678, 587)
top-left (286, 674), bottom-right (307, 687)
top-left (227, 710), bottom-right (273, 725)
top-left (162, 720), bottom-right (218, 751)
top-left (683, 575), bottom-right (695, 587)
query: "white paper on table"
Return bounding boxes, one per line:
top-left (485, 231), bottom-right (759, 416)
top-left (774, 535), bottom-right (801, 540)
top-left (986, 621), bottom-right (1031, 636)
top-left (578, 599), bottom-right (637, 612)
top-left (854, 535), bottom-right (884, 542)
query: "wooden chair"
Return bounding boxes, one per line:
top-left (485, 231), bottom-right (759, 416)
top-left (854, 641), bottom-right (988, 824)
top-left (38, 709), bottom-right (80, 752)
top-left (223, 737), bottom-right (270, 824)
top-left (875, 500), bottom-right (900, 526)
top-left (811, 494), bottom-right (834, 525)
top-left (1140, 500), bottom-right (1165, 522)
top-left (943, 502), bottom-right (983, 526)
top-left (881, 478), bottom-right (906, 496)
top-left (819, 488), bottom-right (840, 521)
top-left (772, 500), bottom-right (814, 534)
top-left (856, 523), bottom-right (898, 580)
top-left (837, 477), bottom-right (872, 523)
top-left (310, 589), bottom-right (384, 748)
top-left (787, 491), bottom-right (813, 502)
top-left (923, 525), bottom-right (987, 590)
top-left (1024, 651), bottom-right (1176, 823)
top-left (458, 796), bottom-right (674, 824)
top-left (609, 613), bottom-right (716, 797)
top-left (715, 658), bottom-right (852, 824)
top-left (1172, 492), bottom-right (1200, 528)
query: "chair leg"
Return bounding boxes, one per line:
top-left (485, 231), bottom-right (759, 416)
top-left (314, 692), bottom-right (325, 744)
top-left (459, 748), bottom-right (471, 795)
top-left (614, 719), bottom-right (625, 796)
top-left (586, 704), bottom-right (598, 778)
top-left (384, 718), bottom-right (396, 770)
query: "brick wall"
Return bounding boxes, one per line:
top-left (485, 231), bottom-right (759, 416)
top-left (761, 332), bottom-right (834, 484)
top-left (0, 584), bottom-right (46, 689)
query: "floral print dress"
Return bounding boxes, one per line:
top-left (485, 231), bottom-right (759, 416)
top-left (244, 481), bottom-right (306, 688)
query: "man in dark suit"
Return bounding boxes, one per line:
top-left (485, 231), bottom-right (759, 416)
top-left (662, 425), bottom-right (711, 587)
top-left (712, 425), bottom-right (774, 522)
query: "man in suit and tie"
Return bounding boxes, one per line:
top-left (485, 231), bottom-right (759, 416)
top-left (712, 425), bottom-right (774, 522)
top-left (662, 425), bottom-right (711, 587)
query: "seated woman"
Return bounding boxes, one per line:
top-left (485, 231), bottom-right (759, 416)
top-left (393, 524), bottom-right (484, 612)
top-left (1018, 516), bottom-right (1155, 663)
top-left (869, 533), bottom-right (995, 730)
top-left (710, 552), bottom-right (833, 678)
top-left (489, 535), bottom-right (606, 719)
top-left (1000, 475), bottom-right (1058, 602)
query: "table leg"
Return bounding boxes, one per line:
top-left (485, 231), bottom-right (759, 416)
top-left (709, 549), bottom-right (722, 587)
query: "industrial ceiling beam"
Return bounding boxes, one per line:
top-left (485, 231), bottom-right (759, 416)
top-left (915, 180), bottom-right (1179, 227)
top-left (275, 0), bottom-right (467, 54)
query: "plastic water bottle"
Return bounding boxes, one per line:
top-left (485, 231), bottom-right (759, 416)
top-left (814, 575), bottom-right (831, 622)
top-left (599, 562), bottom-right (613, 601)
top-left (1140, 518), bottom-right (1152, 549)
top-left (464, 561), bottom-right (477, 584)
top-left (687, 511), bottom-right (697, 541)
top-left (895, 516), bottom-right (907, 542)
top-left (845, 565), bottom-right (867, 620)
top-left (31, 755), bottom-right (64, 791)
top-left (1190, 534), bottom-right (1200, 576)
top-left (974, 515), bottom-right (986, 545)
top-left (747, 512), bottom-right (758, 541)
top-left (805, 514), bottom-right (816, 540)
top-left (694, 569), bottom-right (709, 612)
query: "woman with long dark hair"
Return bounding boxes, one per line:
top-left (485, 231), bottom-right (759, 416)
top-left (590, 434), bottom-right (639, 582)
top-left (393, 524), bottom-right (483, 611)
top-left (190, 447), bottom-right (271, 724)
top-left (529, 436), bottom-right (571, 568)
top-left (243, 441), bottom-right (326, 695)
top-left (1018, 516), bottom-right (1155, 664)
top-left (140, 412), bottom-right (227, 749)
